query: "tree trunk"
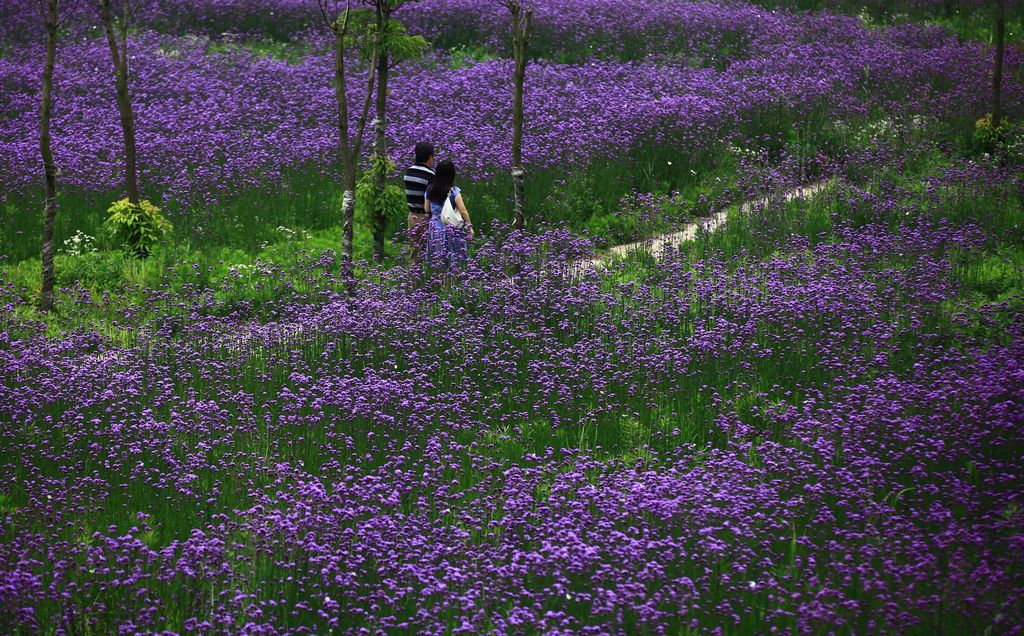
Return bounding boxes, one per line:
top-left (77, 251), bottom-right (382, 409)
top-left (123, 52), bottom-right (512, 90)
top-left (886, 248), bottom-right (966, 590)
top-left (372, 46), bottom-right (389, 262)
top-left (510, 5), bottom-right (531, 231)
top-left (993, 0), bottom-right (1006, 130)
top-left (335, 28), bottom-right (355, 270)
top-left (40, 0), bottom-right (59, 314)
top-left (99, 0), bottom-right (140, 204)
top-left (511, 41), bottom-right (526, 230)
top-left (341, 186), bottom-right (356, 268)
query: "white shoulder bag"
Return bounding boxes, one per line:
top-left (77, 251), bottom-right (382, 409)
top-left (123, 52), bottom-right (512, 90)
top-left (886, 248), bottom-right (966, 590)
top-left (440, 190), bottom-right (463, 227)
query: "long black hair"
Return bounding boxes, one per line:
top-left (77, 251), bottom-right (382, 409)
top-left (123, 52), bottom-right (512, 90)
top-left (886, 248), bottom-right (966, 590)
top-left (427, 159), bottom-right (456, 205)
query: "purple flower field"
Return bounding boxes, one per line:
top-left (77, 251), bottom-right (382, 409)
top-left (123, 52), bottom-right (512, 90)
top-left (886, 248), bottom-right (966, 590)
top-left (0, 2), bottom-right (1019, 208)
top-left (3, 146), bottom-right (1024, 632)
top-left (2, 0), bottom-right (1024, 633)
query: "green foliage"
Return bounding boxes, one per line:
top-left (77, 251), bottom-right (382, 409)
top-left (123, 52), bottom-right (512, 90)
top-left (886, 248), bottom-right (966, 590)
top-left (585, 211), bottom-right (640, 245)
top-left (335, 10), bottom-right (429, 63)
top-left (356, 154), bottom-right (407, 236)
top-left (380, 18), bottom-right (429, 63)
top-left (55, 251), bottom-right (127, 289)
top-left (103, 198), bottom-right (172, 259)
top-left (203, 37), bottom-right (310, 64)
top-left (547, 174), bottom-right (606, 228)
top-left (333, 8), bottom-right (377, 54)
top-left (448, 44), bottom-right (498, 69)
top-left (967, 114), bottom-right (1024, 166)
top-left (971, 113), bottom-right (1005, 155)
top-left (954, 246), bottom-right (1024, 302)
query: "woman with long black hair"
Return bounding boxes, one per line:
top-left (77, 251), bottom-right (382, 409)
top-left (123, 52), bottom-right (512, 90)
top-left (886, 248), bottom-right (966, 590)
top-left (423, 159), bottom-right (474, 269)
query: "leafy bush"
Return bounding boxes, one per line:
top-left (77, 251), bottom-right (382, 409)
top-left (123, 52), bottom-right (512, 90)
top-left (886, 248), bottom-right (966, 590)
top-left (448, 44), bottom-right (497, 69)
top-left (356, 156), bottom-right (407, 238)
top-left (970, 113), bottom-right (1004, 155)
top-left (103, 199), bottom-right (172, 259)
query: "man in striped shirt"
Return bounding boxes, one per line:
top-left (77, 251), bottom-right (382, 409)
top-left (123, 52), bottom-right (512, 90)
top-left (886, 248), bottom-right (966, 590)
top-left (404, 142), bottom-right (435, 264)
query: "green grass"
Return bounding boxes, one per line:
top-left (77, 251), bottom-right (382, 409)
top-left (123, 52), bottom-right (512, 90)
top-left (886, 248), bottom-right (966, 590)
top-left (203, 36), bottom-right (313, 64)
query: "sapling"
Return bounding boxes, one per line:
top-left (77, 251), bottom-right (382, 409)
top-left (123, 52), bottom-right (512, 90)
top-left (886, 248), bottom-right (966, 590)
top-left (94, 0), bottom-right (142, 205)
top-left (38, 0), bottom-right (80, 312)
top-left (362, 0), bottom-right (428, 261)
top-left (496, 0), bottom-right (534, 231)
top-left (93, 0), bottom-right (167, 259)
top-left (317, 0), bottom-right (379, 274)
top-left (993, 0), bottom-right (1006, 131)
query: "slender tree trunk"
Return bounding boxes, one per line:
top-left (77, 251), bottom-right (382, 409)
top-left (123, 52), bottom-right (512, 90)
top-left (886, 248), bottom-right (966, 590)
top-left (341, 180), bottom-right (356, 267)
top-left (511, 35), bottom-right (526, 230)
top-left (993, 0), bottom-right (1006, 130)
top-left (372, 45), bottom-right (389, 262)
top-left (335, 28), bottom-right (355, 270)
top-left (99, 0), bottom-right (140, 204)
top-left (40, 0), bottom-right (60, 314)
top-left (510, 4), bottom-right (532, 231)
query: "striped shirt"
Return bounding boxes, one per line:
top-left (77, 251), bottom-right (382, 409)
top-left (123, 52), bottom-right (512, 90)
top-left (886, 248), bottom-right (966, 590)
top-left (404, 163), bottom-right (434, 214)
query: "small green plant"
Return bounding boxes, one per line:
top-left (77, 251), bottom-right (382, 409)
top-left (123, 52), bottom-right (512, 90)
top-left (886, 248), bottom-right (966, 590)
top-left (103, 198), bottom-right (172, 259)
top-left (448, 44), bottom-right (497, 69)
top-left (967, 114), bottom-right (1024, 165)
top-left (971, 113), bottom-right (1005, 156)
top-left (59, 230), bottom-right (98, 257)
top-left (356, 154), bottom-right (407, 238)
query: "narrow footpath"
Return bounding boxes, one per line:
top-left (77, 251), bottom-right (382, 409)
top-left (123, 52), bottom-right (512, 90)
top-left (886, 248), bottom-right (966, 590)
top-left (576, 180), bottom-right (829, 272)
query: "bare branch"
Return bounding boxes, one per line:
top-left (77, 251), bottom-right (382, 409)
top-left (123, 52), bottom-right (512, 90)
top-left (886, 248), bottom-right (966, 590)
top-left (56, 0), bottom-right (84, 29)
top-left (353, 36), bottom-right (379, 158)
top-left (338, 0), bottom-right (353, 39)
top-left (317, 0), bottom-right (336, 32)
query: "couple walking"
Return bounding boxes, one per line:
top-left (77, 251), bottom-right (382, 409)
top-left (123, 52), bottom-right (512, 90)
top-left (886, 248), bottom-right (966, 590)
top-left (404, 142), bottom-right (475, 269)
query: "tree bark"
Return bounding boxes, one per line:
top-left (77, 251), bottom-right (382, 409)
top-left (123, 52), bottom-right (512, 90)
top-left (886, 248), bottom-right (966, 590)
top-left (335, 26), bottom-right (356, 271)
top-left (509, 3), bottom-right (532, 231)
top-left (40, 0), bottom-right (60, 314)
top-left (327, 2), bottom-right (378, 276)
top-left (372, 41), bottom-right (389, 262)
top-left (993, 0), bottom-right (1006, 130)
top-left (99, 0), bottom-right (140, 204)
top-left (511, 23), bottom-right (526, 230)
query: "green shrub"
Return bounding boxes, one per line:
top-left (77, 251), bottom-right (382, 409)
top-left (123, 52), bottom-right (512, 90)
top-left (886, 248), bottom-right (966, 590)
top-left (448, 44), bottom-right (497, 69)
top-left (966, 113), bottom-right (1024, 164)
top-left (103, 198), bottom-right (172, 259)
top-left (356, 156), bottom-right (407, 238)
top-left (969, 114), bottom-right (1003, 155)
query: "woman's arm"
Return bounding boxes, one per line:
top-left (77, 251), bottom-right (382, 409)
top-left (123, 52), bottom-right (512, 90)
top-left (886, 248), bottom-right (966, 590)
top-left (455, 193), bottom-right (474, 237)
top-left (423, 196), bottom-right (430, 215)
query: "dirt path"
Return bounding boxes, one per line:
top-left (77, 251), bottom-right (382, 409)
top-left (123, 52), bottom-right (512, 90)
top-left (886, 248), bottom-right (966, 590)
top-left (575, 180), bottom-right (829, 272)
